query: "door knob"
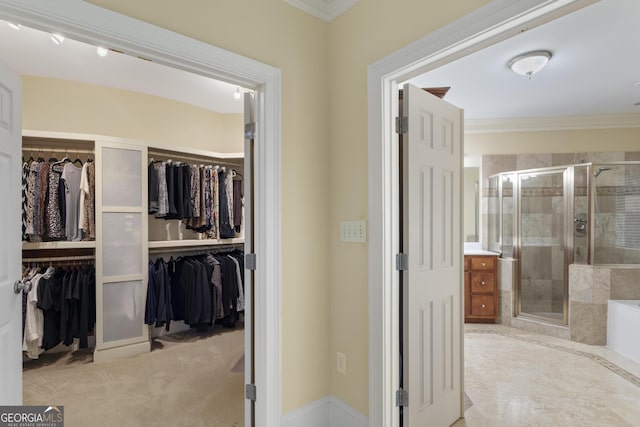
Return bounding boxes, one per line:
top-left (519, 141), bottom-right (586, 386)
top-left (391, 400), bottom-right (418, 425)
top-left (14, 279), bottom-right (32, 294)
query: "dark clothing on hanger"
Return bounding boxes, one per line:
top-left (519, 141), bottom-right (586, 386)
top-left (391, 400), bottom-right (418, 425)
top-left (233, 179), bottom-right (242, 232)
top-left (218, 171), bottom-right (235, 238)
top-left (148, 162), bottom-right (159, 214)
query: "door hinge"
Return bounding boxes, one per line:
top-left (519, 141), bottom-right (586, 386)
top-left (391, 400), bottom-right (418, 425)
top-left (396, 253), bottom-right (408, 271)
top-left (245, 122), bottom-right (256, 139)
top-left (395, 116), bottom-right (408, 134)
top-left (246, 384), bottom-right (257, 401)
top-left (245, 253), bottom-right (257, 271)
top-left (396, 388), bottom-right (409, 407)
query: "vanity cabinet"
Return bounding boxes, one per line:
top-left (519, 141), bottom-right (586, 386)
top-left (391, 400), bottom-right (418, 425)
top-left (464, 255), bottom-right (498, 323)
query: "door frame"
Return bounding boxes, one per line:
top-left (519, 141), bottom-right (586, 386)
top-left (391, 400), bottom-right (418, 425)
top-left (367, 0), bottom-right (597, 425)
top-left (0, 1), bottom-right (282, 426)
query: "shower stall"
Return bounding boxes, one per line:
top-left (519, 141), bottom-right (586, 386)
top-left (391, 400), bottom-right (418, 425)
top-left (487, 162), bottom-right (640, 326)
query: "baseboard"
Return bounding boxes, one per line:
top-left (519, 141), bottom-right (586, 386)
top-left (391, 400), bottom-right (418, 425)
top-left (281, 396), bottom-right (330, 427)
top-left (329, 396), bottom-right (369, 427)
top-left (281, 395), bottom-right (368, 427)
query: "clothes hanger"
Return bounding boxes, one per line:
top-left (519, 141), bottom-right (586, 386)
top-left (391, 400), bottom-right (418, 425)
top-left (72, 153), bottom-right (83, 166)
top-left (54, 148), bottom-right (70, 165)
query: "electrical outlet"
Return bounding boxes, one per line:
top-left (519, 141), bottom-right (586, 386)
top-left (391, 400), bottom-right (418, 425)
top-left (340, 220), bottom-right (367, 243)
top-left (337, 352), bottom-right (347, 375)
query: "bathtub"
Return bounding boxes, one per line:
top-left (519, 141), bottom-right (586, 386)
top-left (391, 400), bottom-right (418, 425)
top-left (607, 300), bottom-right (640, 364)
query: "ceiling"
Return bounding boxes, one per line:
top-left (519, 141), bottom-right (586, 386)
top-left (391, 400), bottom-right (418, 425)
top-left (0, 18), bottom-right (245, 114)
top-left (1, 0), bottom-right (638, 123)
top-left (409, 0), bottom-right (640, 122)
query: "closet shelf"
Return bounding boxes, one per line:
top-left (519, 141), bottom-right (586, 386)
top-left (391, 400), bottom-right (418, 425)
top-left (148, 238), bottom-right (244, 249)
top-left (23, 241), bottom-right (97, 250)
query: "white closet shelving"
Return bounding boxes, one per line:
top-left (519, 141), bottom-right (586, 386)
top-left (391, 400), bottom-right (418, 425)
top-left (21, 131), bottom-right (245, 362)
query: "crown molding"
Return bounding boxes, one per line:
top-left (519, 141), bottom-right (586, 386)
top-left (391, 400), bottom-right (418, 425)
top-left (465, 113), bottom-right (640, 134)
top-left (283, 0), bottom-right (360, 22)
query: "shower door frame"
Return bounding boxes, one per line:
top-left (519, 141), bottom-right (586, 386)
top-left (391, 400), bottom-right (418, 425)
top-left (512, 166), bottom-right (575, 326)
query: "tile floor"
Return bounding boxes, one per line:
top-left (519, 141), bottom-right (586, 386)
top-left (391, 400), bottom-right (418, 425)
top-left (454, 324), bottom-right (640, 427)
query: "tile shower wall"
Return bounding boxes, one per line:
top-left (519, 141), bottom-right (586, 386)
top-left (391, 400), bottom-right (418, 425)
top-left (482, 151), bottom-right (640, 254)
top-left (483, 150), bottom-right (640, 342)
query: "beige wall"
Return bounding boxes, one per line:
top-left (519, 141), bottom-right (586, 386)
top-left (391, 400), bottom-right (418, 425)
top-left (464, 167), bottom-right (480, 242)
top-left (465, 128), bottom-right (640, 156)
top-left (327, 0), bottom-right (492, 414)
top-left (84, 0), bottom-right (331, 415)
top-left (23, 76), bottom-right (244, 152)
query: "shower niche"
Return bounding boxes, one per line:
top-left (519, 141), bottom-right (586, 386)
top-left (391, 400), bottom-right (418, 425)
top-left (487, 161), bottom-right (640, 343)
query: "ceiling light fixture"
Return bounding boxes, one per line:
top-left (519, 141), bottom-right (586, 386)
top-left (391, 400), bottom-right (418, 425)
top-left (234, 87), bottom-right (242, 100)
top-left (50, 33), bottom-right (65, 45)
top-left (508, 50), bottom-right (552, 79)
top-left (7, 22), bottom-right (21, 30)
top-left (96, 46), bottom-right (109, 57)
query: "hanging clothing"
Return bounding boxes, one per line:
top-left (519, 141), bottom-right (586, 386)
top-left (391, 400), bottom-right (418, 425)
top-left (79, 162), bottom-right (96, 240)
top-left (148, 161), bottom-right (159, 215)
top-left (22, 162), bottom-right (29, 240)
top-left (61, 163), bottom-right (83, 241)
top-left (218, 170), bottom-right (235, 239)
top-left (47, 163), bottom-right (65, 239)
top-left (156, 162), bottom-right (169, 218)
top-left (233, 179), bottom-right (243, 233)
top-left (26, 265), bottom-right (96, 356)
top-left (23, 268), bottom-right (54, 359)
top-left (36, 162), bottom-right (50, 236)
top-left (148, 250), bottom-right (243, 331)
top-left (25, 161), bottom-right (39, 237)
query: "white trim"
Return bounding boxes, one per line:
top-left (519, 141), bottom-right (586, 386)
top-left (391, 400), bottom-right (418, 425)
top-left (280, 395), bottom-right (368, 427)
top-left (281, 396), bottom-right (331, 427)
top-left (283, 0), bottom-right (360, 22)
top-left (0, 2), bottom-right (282, 426)
top-left (367, 1), bottom-right (596, 426)
top-left (330, 396), bottom-right (369, 427)
top-left (465, 113), bottom-right (640, 133)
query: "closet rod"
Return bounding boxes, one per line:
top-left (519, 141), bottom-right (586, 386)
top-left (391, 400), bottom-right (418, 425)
top-left (22, 255), bottom-right (95, 263)
top-left (148, 150), bottom-right (242, 168)
top-left (22, 147), bottom-right (94, 155)
top-left (148, 243), bottom-right (244, 255)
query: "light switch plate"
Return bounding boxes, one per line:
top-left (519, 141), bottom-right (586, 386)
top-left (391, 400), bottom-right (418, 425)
top-left (340, 220), bottom-right (367, 243)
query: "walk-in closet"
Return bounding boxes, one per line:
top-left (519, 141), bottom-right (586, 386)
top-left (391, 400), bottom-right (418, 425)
top-left (5, 18), bottom-right (250, 426)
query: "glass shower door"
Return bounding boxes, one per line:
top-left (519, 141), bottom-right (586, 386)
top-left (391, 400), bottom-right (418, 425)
top-left (518, 169), bottom-right (567, 323)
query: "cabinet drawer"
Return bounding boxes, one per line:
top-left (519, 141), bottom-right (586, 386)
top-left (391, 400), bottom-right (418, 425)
top-left (470, 273), bottom-right (496, 293)
top-left (470, 295), bottom-right (495, 317)
top-left (470, 257), bottom-right (495, 271)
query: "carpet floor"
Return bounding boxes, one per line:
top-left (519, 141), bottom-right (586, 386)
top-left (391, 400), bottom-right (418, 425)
top-left (23, 324), bottom-right (245, 427)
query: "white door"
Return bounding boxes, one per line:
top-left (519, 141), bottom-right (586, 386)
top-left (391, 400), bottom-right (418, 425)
top-left (0, 59), bottom-right (23, 404)
top-left (402, 84), bottom-right (463, 426)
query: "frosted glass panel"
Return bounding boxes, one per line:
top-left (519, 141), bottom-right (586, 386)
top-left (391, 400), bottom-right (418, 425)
top-left (103, 213), bottom-right (142, 277)
top-left (103, 280), bottom-right (145, 343)
top-left (102, 147), bottom-right (141, 207)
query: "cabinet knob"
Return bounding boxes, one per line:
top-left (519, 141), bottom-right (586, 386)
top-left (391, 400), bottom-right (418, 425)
top-left (481, 281), bottom-right (486, 285)
top-left (481, 304), bottom-right (486, 308)
top-left (481, 262), bottom-right (486, 267)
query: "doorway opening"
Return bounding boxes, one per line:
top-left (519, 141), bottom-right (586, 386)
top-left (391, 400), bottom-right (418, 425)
top-left (368, 0), bottom-right (598, 425)
top-left (0, 2), bottom-right (281, 426)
